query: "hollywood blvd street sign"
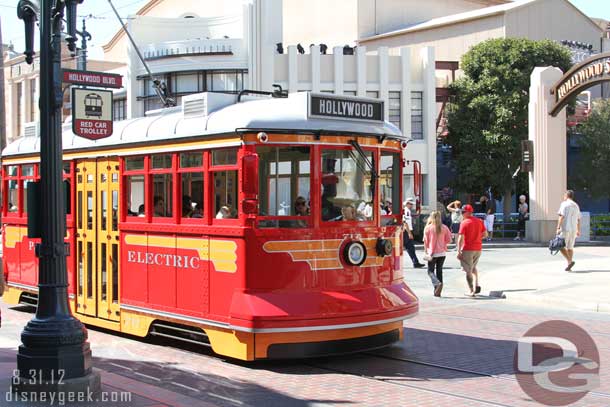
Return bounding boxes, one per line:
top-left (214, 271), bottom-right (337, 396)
top-left (72, 88), bottom-right (113, 140)
top-left (63, 69), bottom-right (123, 88)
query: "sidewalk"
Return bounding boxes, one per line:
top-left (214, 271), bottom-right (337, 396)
top-left (405, 244), bottom-right (610, 314)
top-left (0, 317), bottom-right (217, 407)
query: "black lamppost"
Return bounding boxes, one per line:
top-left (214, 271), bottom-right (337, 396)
top-left (15, 0), bottom-right (100, 396)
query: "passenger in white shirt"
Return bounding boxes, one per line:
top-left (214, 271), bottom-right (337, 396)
top-left (556, 190), bottom-right (581, 272)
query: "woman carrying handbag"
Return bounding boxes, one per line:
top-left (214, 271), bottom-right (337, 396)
top-left (423, 211), bottom-right (452, 297)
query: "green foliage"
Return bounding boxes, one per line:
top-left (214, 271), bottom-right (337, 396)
top-left (446, 38), bottom-right (572, 195)
top-left (571, 100), bottom-right (610, 199)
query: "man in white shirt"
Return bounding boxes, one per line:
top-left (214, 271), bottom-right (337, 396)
top-left (556, 190), bottom-right (581, 271)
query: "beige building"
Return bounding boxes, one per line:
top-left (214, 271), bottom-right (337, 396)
top-left (359, 0), bottom-right (603, 60)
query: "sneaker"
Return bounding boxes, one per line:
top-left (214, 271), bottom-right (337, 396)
top-left (434, 283), bottom-right (443, 297)
top-left (565, 261), bottom-right (575, 272)
top-left (513, 236), bottom-right (520, 241)
top-left (413, 263), bottom-right (425, 269)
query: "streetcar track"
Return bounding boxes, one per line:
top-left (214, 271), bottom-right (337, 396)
top-left (361, 351), bottom-right (610, 399)
top-left (304, 360), bottom-right (517, 407)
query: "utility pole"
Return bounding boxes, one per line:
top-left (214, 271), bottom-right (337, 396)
top-left (76, 17), bottom-right (91, 71)
top-left (15, 0), bottom-right (100, 398)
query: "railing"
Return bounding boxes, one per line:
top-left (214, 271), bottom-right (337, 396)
top-left (414, 212), bottom-right (521, 240)
top-left (591, 214), bottom-right (610, 240)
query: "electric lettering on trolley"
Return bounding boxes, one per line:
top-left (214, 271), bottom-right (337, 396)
top-left (127, 250), bottom-right (200, 269)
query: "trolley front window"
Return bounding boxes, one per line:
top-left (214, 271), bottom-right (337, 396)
top-left (257, 146), bottom-right (311, 228)
top-left (321, 148), bottom-right (374, 222)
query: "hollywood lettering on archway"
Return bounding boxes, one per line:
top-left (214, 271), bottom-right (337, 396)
top-left (550, 51), bottom-right (610, 116)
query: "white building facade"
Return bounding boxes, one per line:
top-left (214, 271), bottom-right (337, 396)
top-left (101, 0), bottom-right (438, 210)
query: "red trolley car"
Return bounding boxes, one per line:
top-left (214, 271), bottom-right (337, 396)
top-left (1, 91), bottom-right (418, 360)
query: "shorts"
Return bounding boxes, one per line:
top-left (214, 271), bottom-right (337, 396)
top-left (561, 230), bottom-right (577, 250)
top-left (460, 250), bottom-right (481, 274)
top-left (484, 214), bottom-right (495, 232)
top-left (451, 223), bottom-right (460, 234)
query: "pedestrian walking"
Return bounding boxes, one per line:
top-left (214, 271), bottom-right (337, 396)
top-left (446, 200), bottom-right (463, 243)
top-left (556, 190), bottom-right (581, 271)
top-left (483, 195), bottom-right (495, 241)
top-left (514, 195), bottom-right (529, 240)
top-left (423, 211), bottom-right (452, 297)
top-left (457, 204), bottom-right (488, 296)
top-left (403, 198), bottom-right (425, 268)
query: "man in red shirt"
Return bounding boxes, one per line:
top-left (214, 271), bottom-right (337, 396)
top-left (457, 204), bottom-right (488, 296)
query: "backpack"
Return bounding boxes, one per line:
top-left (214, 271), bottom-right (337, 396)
top-left (549, 235), bottom-right (565, 255)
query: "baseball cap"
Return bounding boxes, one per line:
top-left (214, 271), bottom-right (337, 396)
top-left (404, 197), bottom-right (415, 205)
top-left (462, 204), bottom-right (474, 213)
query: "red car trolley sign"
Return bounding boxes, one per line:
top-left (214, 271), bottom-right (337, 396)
top-left (72, 88), bottom-right (113, 140)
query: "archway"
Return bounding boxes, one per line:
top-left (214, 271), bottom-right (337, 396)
top-left (527, 53), bottom-right (610, 241)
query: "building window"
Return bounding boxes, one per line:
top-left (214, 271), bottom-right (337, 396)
top-left (113, 98), bottom-right (126, 121)
top-left (389, 91), bottom-right (401, 130)
top-left (411, 91), bottom-right (423, 140)
top-left (140, 69), bottom-right (247, 112)
top-left (30, 78), bottom-right (37, 122)
top-left (366, 91), bottom-right (378, 99)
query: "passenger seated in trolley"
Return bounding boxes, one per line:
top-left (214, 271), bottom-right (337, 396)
top-left (216, 205), bottom-right (231, 219)
top-left (154, 196), bottom-right (169, 217)
top-left (138, 204), bottom-right (145, 217)
top-left (192, 203), bottom-right (203, 218)
top-left (182, 195), bottom-right (193, 218)
top-left (294, 196), bottom-right (309, 216)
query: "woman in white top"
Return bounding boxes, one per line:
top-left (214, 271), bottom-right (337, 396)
top-left (446, 200), bottom-right (463, 242)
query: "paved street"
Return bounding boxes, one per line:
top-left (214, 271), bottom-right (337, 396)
top-left (0, 246), bottom-right (609, 406)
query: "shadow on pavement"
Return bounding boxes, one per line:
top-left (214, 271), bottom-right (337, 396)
top-left (569, 269), bottom-right (610, 273)
top-left (245, 327), bottom-right (517, 382)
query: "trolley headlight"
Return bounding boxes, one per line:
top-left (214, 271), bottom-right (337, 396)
top-left (343, 241), bottom-right (367, 266)
top-left (376, 238), bottom-right (393, 257)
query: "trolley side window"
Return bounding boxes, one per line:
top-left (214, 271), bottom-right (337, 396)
top-left (5, 165), bottom-right (19, 214)
top-left (151, 153), bottom-right (173, 218)
top-left (124, 156), bottom-right (146, 218)
top-left (321, 148), bottom-right (374, 223)
top-left (179, 152), bottom-right (204, 219)
top-left (257, 146), bottom-right (311, 228)
top-left (22, 164), bottom-right (36, 215)
top-left (211, 148), bottom-right (238, 220)
top-left (380, 151), bottom-right (401, 225)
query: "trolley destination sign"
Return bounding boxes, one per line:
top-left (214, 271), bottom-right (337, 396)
top-left (72, 88), bottom-right (113, 140)
top-left (63, 69), bottom-right (123, 89)
top-left (309, 94), bottom-right (384, 122)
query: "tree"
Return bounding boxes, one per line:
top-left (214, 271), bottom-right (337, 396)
top-left (571, 100), bottom-right (610, 199)
top-left (446, 38), bottom-right (572, 215)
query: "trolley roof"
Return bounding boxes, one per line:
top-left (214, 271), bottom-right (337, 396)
top-left (2, 92), bottom-right (406, 158)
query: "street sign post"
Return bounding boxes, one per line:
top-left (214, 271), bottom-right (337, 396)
top-left (72, 87), bottom-right (113, 139)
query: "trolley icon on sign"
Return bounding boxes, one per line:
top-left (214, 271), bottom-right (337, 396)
top-left (84, 93), bottom-right (104, 118)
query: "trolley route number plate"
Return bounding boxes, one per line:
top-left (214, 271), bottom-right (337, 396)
top-left (72, 88), bottom-right (114, 140)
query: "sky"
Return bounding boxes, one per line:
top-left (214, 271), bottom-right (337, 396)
top-left (0, 0), bottom-right (609, 61)
top-left (0, 0), bottom-right (151, 60)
